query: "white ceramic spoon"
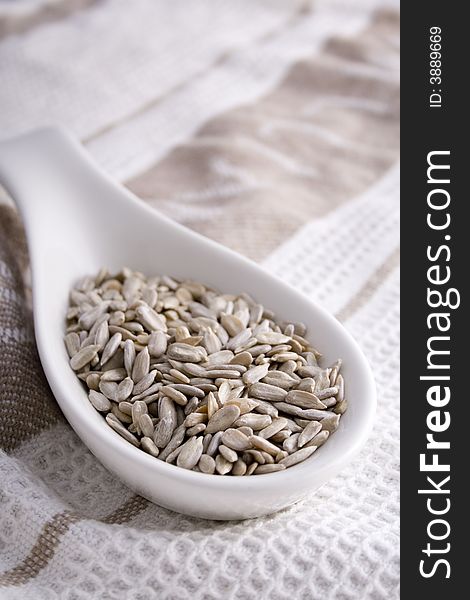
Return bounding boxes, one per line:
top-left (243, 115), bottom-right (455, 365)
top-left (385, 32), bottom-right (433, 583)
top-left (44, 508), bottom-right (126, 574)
top-left (0, 127), bottom-right (375, 520)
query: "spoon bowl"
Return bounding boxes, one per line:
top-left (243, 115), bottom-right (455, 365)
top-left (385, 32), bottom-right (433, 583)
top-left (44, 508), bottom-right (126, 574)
top-left (0, 127), bottom-right (376, 520)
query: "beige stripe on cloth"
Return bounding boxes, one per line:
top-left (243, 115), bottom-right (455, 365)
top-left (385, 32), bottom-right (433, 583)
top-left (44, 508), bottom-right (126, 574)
top-left (0, 207), bottom-right (64, 452)
top-left (126, 9), bottom-right (399, 262)
top-left (0, 0), bottom-right (98, 40)
top-left (0, 496), bottom-right (149, 587)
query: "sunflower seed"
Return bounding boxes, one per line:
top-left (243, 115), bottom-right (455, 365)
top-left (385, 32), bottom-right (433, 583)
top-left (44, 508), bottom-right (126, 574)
top-left (204, 369), bottom-right (241, 380)
top-left (305, 430), bottom-right (330, 448)
top-left (204, 350), bottom-right (234, 366)
top-left (182, 396), bottom-right (198, 417)
top-left (256, 332), bottom-right (291, 345)
top-left (297, 421), bottom-right (322, 448)
top-left (271, 352), bottom-right (299, 363)
top-left (65, 332), bottom-right (81, 357)
top-left (315, 386), bottom-right (339, 400)
top-left (153, 416), bottom-right (174, 448)
top-left (167, 343), bottom-right (207, 363)
top-left (270, 430), bottom-right (291, 443)
top-left (79, 303), bottom-right (109, 330)
top-left (283, 433), bottom-right (300, 453)
top-left (101, 368), bottom-right (126, 382)
top-left (249, 383), bottom-right (287, 402)
top-left (88, 390), bottom-right (111, 412)
top-left (122, 321), bottom-right (144, 334)
top-left (232, 458), bottom-right (247, 476)
top-left (221, 428), bottom-right (252, 451)
top-left (254, 463), bottom-right (286, 474)
top-left (86, 373), bottom-right (101, 391)
top-left (131, 383), bottom-right (161, 401)
top-left (105, 414), bottom-right (140, 447)
top-left (113, 377), bottom-right (133, 402)
top-left (207, 392), bottom-right (218, 419)
top-left (249, 435), bottom-right (280, 456)
top-left (279, 446), bottom-right (317, 467)
top-left (132, 347), bottom-right (150, 382)
top-left (314, 370), bottom-right (331, 391)
top-left (214, 382), bottom-right (229, 405)
top-left (220, 314), bottom-right (245, 337)
top-left (210, 363), bottom-right (246, 374)
top-left (206, 431), bottom-right (223, 457)
top-left (118, 401), bottom-right (133, 415)
top-left (141, 436), bottom-right (159, 457)
top-left (262, 371), bottom-right (298, 390)
top-left (122, 339), bottom-right (135, 376)
top-left (186, 424), bottom-right (206, 436)
top-left (273, 403), bottom-right (335, 420)
top-left (215, 454), bottom-right (233, 475)
top-left (334, 398), bottom-right (348, 414)
top-left (147, 330), bottom-right (167, 358)
top-left (198, 454), bottom-right (216, 474)
top-left (131, 401), bottom-right (148, 433)
top-left (164, 445), bottom-right (183, 463)
top-left (100, 333), bottom-right (122, 366)
top-left (230, 351), bottom-right (253, 367)
top-left (205, 405), bottom-right (241, 434)
top-left (335, 373), bottom-right (345, 401)
top-left (282, 418), bottom-right (302, 433)
top-left (136, 414), bottom-right (153, 438)
top-left (219, 445), bottom-right (238, 463)
top-left (262, 450), bottom-right (274, 463)
top-left (258, 417), bottom-right (288, 440)
top-left (246, 462), bottom-right (259, 475)
top-left (99, 380), bottom-right (118, 401)
top-left (169, 384), bottom-right (205, 398)
top-left (245, 450), bottom-right (265, 465)
top-left (226, 328), bottom-right (252, 352)
top-left (285, 390), bottom-right (327, 410)
top-left (158, 424), bottom-right (186, 460)
top-left (70, 345), bottom-right (100, 370)
top-left (175, 286), bottom-right (192, 304)
top-left (168, 369), bottom-right (190, 384)
top-left (242, 363), bottom-right (270, 386)
top-left (135, 305), bottom-right (167, 332)
top-left (177, 436), bottom-right (203, 470)
top-left (161, 385), bottom-right (188, 406)
top-left (225, 398), bottom-right (259, 416)
top-left (184, 412), bottom-right (206, 427)
top-left (182, 363), bottom-right (207, 377)
top-left (296, 377), bottom-right (316, 392)
top-left (253, 399), bottom-right (279, 418)
top-left (233, 413), bottom-right (272, 430)
top-left (132, 370), bottom-right (156, 396)
top-left (320, 414), bottom-right (341, 433)
top-left (202, 328), bottom-right (222, 354)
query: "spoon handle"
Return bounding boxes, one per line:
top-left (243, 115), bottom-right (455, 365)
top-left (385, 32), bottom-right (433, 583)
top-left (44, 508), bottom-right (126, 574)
top-left (0, 127), bottom-right (126, 237)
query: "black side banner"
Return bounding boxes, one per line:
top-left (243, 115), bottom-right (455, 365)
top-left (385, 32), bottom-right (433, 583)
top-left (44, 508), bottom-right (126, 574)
top-left (401, 3), bottom-right (465, 596)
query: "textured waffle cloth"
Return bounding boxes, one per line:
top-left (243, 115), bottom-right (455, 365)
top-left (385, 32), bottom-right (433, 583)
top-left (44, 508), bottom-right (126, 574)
top-left (0, 0), bottom-right (399, 598)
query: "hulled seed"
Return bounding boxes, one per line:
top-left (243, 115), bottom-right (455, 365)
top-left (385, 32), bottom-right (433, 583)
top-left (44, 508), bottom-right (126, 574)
top-left (66, 269), bottom-right (346, 476)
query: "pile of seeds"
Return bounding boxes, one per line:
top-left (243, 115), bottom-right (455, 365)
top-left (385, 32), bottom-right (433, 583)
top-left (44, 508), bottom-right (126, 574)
top-left (64, 268), bottom-right (347, 476)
